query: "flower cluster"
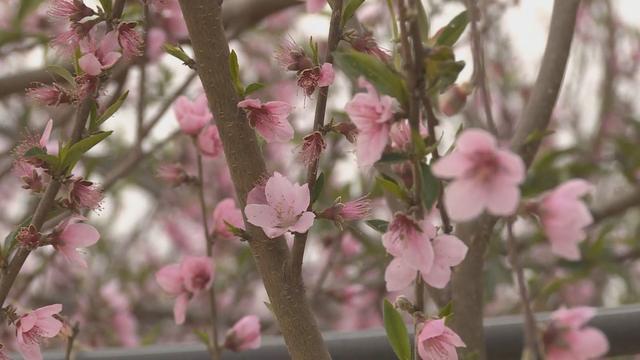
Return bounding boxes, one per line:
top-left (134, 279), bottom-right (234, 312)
top-left (383, 213), bottom-right (468, 291)
top-left (155, 256), bottom-right (215, 324)
top-left (173, 94), bottom-right (223, 157)
top-left (275, 39), bottom-right (335, 96)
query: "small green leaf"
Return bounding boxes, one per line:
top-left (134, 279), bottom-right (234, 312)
top-left (244, 82), bottom-right (265, 96)
top-left (193, 329), bottom-right (209, 346)
top-left (60, 131), bottom-right (113, 172)
top-left (164, 44), bottom-right (195, 67)
top-left (98, 0), bottom-right (112, 16)
top-left (88, 101), bottom-right (98, 132)
top-left (23, 147), bottom-right (59, 170)
top-left (377, 175), bottom-right (409, 201)
top-left (341, 0), bottom-right (366, 27)
top-left (47, 65), bottom-right (75, 86)
top-left (438, 300), bottom-right (454, 319)
top-left (378, 152), bottom-right (410, 163)
top-left (416, 1), bottom-right (430, 41)
top-left (223, 220), bottom-right (250, 241)
top-left (310, 172), bottom-right (325, 205)
top-left (365, 219), bottom-right (389, 233)
top-left (229, 50), bottom-right (244, 97)
top-left (383, 299), bottom-right (411, 360)
top-left (95, 91), bottom-right (128, 128)
top-left (334, 50), bottom-right (409, 108)
top-left (420, 163), bottom-right (441, 209)
top-left (432, 10), bottom-right (469, 47)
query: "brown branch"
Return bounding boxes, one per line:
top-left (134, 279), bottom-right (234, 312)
top-left (591, 187), bottom-right (640, 223)
top-left (290, 0), bottom-right (343, 281)
top-left (451, 1), bottom-right (581, 358)
top-left (176, 1), bottom-right (330, 359)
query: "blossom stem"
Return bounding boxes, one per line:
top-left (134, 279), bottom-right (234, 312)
top-left (135, 2), bottom-right (150, 143)
top-left (194, 149), bottom-right (221, 360)
top-left (65, 322), bottom-right (80, 360)
top-left (506, 220), bottom-right (542, 359)
top-left (290, 0), bottom-right (343, 280)
top-left (0, 98), bottom-right (93, 308)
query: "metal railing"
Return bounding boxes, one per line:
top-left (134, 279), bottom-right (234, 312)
top-left (39, 305), bottom-right (640, 359)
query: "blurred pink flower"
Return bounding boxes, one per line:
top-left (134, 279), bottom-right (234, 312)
top-left (382, 213), bottom-right (435, 274)
top-left (157, 163), bottom-right (189, 187)
top-left (15, 304), bottom-right (63, 360)
top-left (155, 256), bottom-right (214, 325)
top-left (346, 78), bottom-right (397, 168)
top-left (537, 179), bottom-right (593, 260)
top-left (26, 84), bottom-right (72, 106)
top-left (544, 307), bottom-right (608, 360)
top-left (51, 216), bottom-right (100, 268)
top-left (174, 94), bottom-right (212, 135)
top-left (223, 315), bottom-right (261, 352)
top-left (78, 31), bottom-right (122, 76)
top-left (238, 98), bottom-right (293, 143)
top-left (438, 84), bottom-right (471, 116)
top-left (112, 311), bottom-right (139, 348)
top-left (197, 125), bottom-right (223, 158)
top-left (244, 172), bottom-right (315, 238)
top-left (432, 129), bottom-right (525, 222)
top-left (561, 279), bottom-right (596, 307)
top-left (64, 177), bottom-right (103, 210)
top-left (341, 233), bottom-right (362, 257)
top-left (212, 198), bottom-right (245, 240)
top-left (416, 318), bottom-right (465, 360)
top-left (152, 0), bottom-right (189, 40)
top-left (146, 27), bottom-right (167, 61)
top-left (306, 0), bottom-right (326, 12)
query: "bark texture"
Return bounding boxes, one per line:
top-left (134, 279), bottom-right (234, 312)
top-left (177, 1), bottom-right (330, 359)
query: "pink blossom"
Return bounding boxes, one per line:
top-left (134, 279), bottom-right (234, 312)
top-left (238, 98), bottom-right (293, 143)
top-left (15, 304), bottom-right (63, 360)
top-left (341, 233), bottom-right (362, 257)
top-left (306, 0), bottom-right (327, 12)
top-left (244, 172), bottom-right (315, 238)
top-left (345, 78), bottom-right (397, 168)
top-left (173, 94), bottom-right (212, 135)
top-left (439, 84), bottom-right (471, 116)
top-left (64, 177), bottom-right (103, 210)
top-left (544, 307), bottom-right (608, 360)
top-left (151, 0), bottom-right (189, 40)
top-left (117, 22), bottom-right (143, 59)
top-left (52, 21), bottom-right (95, 54)
top-left (157, 163), bottom-right (189, 187)
top-left (296, 63), bottom-right (335, 96)
top-left (155, 256), bottom-right (214, 325)
top-left (112, 311), bottom-right (139, 347)
top-left (51, 216), bottom-right (100, 268)
top-left (147, 27), bottom-right (167, 61)
top-left (26, 84), bottom-right (72, 106)
top-left (0, 344), bottom-right (8, 360)
top-left (212, 198), bottom-right (245, 240)
top-left (416, 318), bottom-right (465, 360)
top-left (537, 180), bottom-right (593, 260)
top-left (48, 0), bottom-right (94, 21)
top-left (40, 119), bottom-right (53, 149)
top-left (78, 30), bottom-right (122, 76)
top-left (432, 129), bottom-right (525, 222)
top-left (275, 39), bottom-right (313, 71)
top-left (299, 131), bottom-right (326, 165)
top-left (197, 125), bottom-right (223, 157)
top-left (384, 214), bottom-right (467, 290)
top-left (223, 315), bottom-right (261, 352)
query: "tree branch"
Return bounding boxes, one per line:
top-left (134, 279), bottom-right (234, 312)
top-left (176, 1), bottom-right (330, 359)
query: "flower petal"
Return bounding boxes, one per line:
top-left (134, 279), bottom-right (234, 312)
top-left (385, 257), bottom-right (416, 292)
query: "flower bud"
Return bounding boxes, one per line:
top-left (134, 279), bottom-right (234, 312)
top-left (438, 83), bottom-right (472, 116)
top-left (223, 315), bottom-right (261, 352)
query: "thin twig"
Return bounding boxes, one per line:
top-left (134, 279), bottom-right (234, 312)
top-left (65, 322), bottom-right (80, 360)
top-left (290, 0), bottom-right (343, 280)
top-left (506, 220), bottom-right (542, 359)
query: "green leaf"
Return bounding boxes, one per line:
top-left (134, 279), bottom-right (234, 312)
top-left (193, 329), bottom-right (209, 346)
top-left (365, 219), bottom-right (389, 233)
top-left (433, 10), bottom-right (469, 47)
top-left (23, 147), bottom-right (59, 170)
top-left (342, 0), bottom-right (366, 27)
top-left (310, 172), bottom-right (325, 205)
top-left (334, 50), bottom-right (409, 107)
top-left (164, 44), bottom-right (195, 67)
top-left (416, 1), bottom-right (430, 41)
top-left (244, 82), bottom-right (265, 96)
top-left (383, 299), bottom-right (411, 360)
top-left (420, 163), bottom-right (441, 209)
top-left (60, 131), bottom-right (113, 172)
top-left (224, 220), bottom-right (250, 241)
top-left (438, 300), bottom-right (454, 319)
top-left (88, 101), bottom-right (98, 132)
top-left (229, 50), bottom-right (244, 97)
top-left (99, 0), bottom-right (112, 16)
top-left (377, 175), bottom-right (409, 201)
top-left (47, 65), bottom-right (75, 86)
top-left (95, 91), bottom-right (128, 129)
top-left (378, 152), bottom-right (410, 163)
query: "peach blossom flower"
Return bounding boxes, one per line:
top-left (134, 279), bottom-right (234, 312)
top-left (417, 318), bottom-right (465, 360)
top-left (211, 198), bottom-right (245, 240)
top-left (432, 129), bottom-right (525, 222)
top-left (224, 315), bottom-right (261, 352)
top-left (238, 98), bottom-right (293, 143)
top-left (51, 216), bottom-right (100, 268)
top-left (244, 172), bottom-right (315, 238)
top-left (78, 31), bottom-right (122, 76)
top-left (15, 304), bottom-right (63, 360)
top-left (544, 307), bottom-right (608, 360)
top-left (173, 94), bottom-right (212, 135)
